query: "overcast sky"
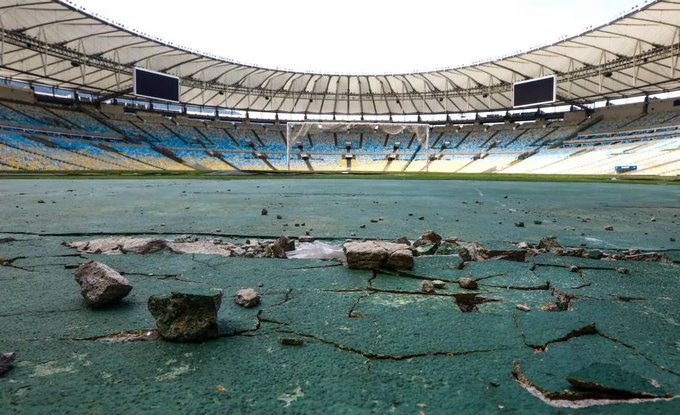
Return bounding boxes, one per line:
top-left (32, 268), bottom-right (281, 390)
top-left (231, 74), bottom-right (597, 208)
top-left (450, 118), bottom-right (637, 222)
top-left (68, 0), bottom-right (644, 74)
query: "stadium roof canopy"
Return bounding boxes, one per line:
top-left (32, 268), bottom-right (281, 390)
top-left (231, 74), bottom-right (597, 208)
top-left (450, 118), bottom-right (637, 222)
top-left (0, 0), bottom-right (679, 116)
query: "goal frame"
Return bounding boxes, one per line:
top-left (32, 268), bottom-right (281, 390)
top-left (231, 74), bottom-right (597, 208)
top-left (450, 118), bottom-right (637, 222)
top-left (285, 122), bottom-right (431, 171)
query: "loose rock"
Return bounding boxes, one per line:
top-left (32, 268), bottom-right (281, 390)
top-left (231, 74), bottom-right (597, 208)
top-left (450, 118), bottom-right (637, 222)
top-left (74, 261), bottom-right (132, 308)
top-left (261, 208), bottom-right (268, 215)
top-left (235, 288), bottom-right (260, 308)
top-left (148, 292), bottom-right (223, 342)
top-left (458, 277), bottom-right (478, 290)
top-left (616, 267), bottom-right (629, 275)
top-left (514, 221), bottom-right (525, 228)
top-left (0, 352), bottom-right (16, 376)
top-left (413, 230), bottom-right (442, 248)
top-left (431, 280), bottom-right (446, 289)
top-left (516, 304), bottom-right (530, 312)
top-left (265, 236), bottom-right (295, 258)
top-left (536, 236), bottom-right (564, 254)
top-left (604, 225), bottom-right (614, 231)
top-left (280, 338), bottom-right (304, 346)
top-left (569, 265), bottom-right (580, 272)
top-left (420, 280), bottom-right (435, 294)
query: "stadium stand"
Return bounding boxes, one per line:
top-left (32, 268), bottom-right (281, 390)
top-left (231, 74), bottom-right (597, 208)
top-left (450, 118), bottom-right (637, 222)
top-left (0, 96), bottom-right (678, 175)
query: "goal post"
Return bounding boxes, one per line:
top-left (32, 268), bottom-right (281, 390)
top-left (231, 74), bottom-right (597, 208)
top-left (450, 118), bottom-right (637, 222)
top-left (285, 122), bottom-right (431, 171)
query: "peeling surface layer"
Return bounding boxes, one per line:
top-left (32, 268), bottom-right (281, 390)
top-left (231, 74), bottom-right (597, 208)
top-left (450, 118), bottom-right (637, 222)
top-left (0, 179), bottom-right (679, 413)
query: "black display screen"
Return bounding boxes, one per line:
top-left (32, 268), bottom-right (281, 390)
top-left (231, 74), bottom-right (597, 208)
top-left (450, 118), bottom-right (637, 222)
top-left (134, 68), bottom-right (180, 102)
top-left (513, 76), bottom-right (556, 108)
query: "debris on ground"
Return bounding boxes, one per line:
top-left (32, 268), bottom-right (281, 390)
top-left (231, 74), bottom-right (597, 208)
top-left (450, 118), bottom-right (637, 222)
top-left (74, 261), bottom-right (132, 308)
top-left (287, 241), bottom-right (345, 260)
top-left (0, 352), bottom-right (16, 376)
top-left (431, 280), bottom-right (446, 289)
top-left (343, 241), bottom-right (413, 270)
top-left (148, 291), bottom-right (223, 343)
top-left (458, 277), bottom-right (478, 290)
top-left (420, 280), bottom-right (435, 293)
top-left (280, 338), bottom-right (304, 346)
top-left (265, 236), bottom-right (295, 259)
top-left (516, 304), bottom-right (530, 312)
top-left (235, 288), bottom-right (261, 308)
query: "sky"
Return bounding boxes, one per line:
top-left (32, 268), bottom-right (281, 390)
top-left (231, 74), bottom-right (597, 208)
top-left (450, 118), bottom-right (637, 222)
top-left (67, 0), bottom-right (645, 74)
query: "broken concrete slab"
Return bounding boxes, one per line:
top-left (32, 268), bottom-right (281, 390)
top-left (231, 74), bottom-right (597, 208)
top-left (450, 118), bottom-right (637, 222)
top-left (343, 241), bottom-right (413, 270)
top-left (567, 363), bottom-right (665, 398)
top-left (74, 261), bottom-right (132, 308)
top-left (148, 291), bottom-right (223, 342)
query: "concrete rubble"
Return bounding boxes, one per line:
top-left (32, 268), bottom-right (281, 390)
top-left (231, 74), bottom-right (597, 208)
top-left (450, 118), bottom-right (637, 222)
top-left (343, 241), bottom-right (414, 270)
top-left (148, 291), bottom-right (223, 343)
top-left (235, 288), bottom-right (261, 308)
top-left (74, 261), bottom-right (133, 308)
top-left (0, 352), bottom-right (16, 376)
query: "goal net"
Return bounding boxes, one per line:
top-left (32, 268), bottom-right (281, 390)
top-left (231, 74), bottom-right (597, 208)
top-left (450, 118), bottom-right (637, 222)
top-left (285, 122), bottom-right (430, 171)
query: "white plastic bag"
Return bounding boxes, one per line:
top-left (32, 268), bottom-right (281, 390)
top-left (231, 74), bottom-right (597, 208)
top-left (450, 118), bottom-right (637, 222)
top-left (286, 241), bottom-right (346, 260)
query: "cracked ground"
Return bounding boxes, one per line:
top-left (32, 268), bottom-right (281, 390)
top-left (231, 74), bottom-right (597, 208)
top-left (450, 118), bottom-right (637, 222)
top-left (0, 178), bottom-right (679, 414)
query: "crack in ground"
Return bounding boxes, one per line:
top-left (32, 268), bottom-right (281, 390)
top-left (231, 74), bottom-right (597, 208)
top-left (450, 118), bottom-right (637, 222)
top-left (0, 307), bottom-right (83, 319)
top-left (222, 289), bottom-right (293, 338)
top-left (120, 271), bottom-right (202, 285)
top-left (348, 293), bottom-right (372, 319)
top-left (274, 328), bottom-right (510, 361)
top-left (597, 331), bottom-right (680, 377)
top-left (68, 329), bottom-right (159, 343)
top-left (511, 315), bottom-right (680, 376)
top-left (375, 268), bottom-right (459, 284)
top-left (512, 361), bottom-right (678, 408)
top-left (0, 256), bottom-right (33, 272)
top-left (287, 263), bottom-right (343, 270)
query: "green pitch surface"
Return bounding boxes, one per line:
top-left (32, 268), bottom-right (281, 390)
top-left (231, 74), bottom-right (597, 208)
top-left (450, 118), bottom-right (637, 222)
top-left (1, 178), bottom-right (679, 414)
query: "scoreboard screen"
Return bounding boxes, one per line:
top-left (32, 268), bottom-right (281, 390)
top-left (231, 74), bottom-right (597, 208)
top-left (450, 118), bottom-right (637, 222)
top-left (513, 75), bottom-right (556, 108)
top-left (133, 67), bottom-right (180, 102)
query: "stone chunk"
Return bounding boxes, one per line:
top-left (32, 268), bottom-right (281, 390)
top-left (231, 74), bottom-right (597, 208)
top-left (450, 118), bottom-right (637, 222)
top-left (343, 241), bottom-right (413, 270)
top-left (458, 277), bottom-right (478, 290)
top-left (420, 280), bottom-right (435, 294)
top-left (537, 236), bottom-right (564, 254)
top-left (0, 352), bottom-right (16, 376)
top-left (604, 225), bottom-right (614, 231)
top-left (74, 261), bottom-right (132, 308)
top-left (431, 280), bottom-right (446, 289)
top-left (265, 236), bottom-right (295, 258)
top-left (280, 338), bottom-right (304, 346)
top-left (413, 230), bottom-right (442, 248)
top-left (235, 288), bottom-right (260, 308)
top-left (148, 292), bottom-right (223, 343)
